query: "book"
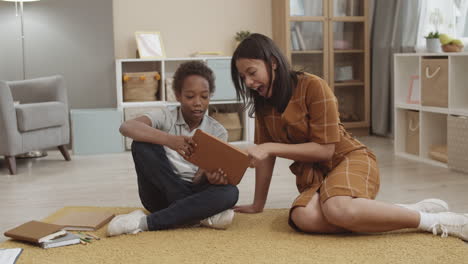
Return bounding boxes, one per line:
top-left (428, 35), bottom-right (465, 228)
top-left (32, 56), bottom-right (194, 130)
top-left (186, 129), bottom-right (250, 185)
top-left (4, 221), bottom-right (66, 244)
top-left (0, 248), bottom-right (23, 264)
top-left (294, 23), bottom-right (306, 50)
top-left (51, 211), bottom-right (115, 231)
top-left (40, 232), bottom-right (81, 249)
top-left (291, 30), bottom-right (300, 51)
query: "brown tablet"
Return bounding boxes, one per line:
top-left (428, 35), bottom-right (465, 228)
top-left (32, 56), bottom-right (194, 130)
top-left (186, 129), bottom-right (250, 185)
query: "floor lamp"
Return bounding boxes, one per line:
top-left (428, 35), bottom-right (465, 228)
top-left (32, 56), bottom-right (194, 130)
top-left (4, 0), bottom-right (47, 159)
top-left (3, 0), bottom-right (40, 79)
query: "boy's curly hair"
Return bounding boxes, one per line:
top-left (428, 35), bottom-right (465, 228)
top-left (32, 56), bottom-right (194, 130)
top-left (172, 61), bottom-right (216, 95)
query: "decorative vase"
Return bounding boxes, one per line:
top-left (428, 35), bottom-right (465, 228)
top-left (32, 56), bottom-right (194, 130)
top-left (426, 38), bottom-right (441, 53)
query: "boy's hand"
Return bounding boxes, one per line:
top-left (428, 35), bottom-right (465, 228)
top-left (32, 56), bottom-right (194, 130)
top-left (167, 135), bottom-right (196, 158)
top-left (206, 168), bottom-right (228, 185)
top-left (192, 168), bottom-right (206, 184)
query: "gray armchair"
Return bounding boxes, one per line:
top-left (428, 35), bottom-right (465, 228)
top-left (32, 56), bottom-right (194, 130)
top-left (0, 75), bottom-right (71, 175)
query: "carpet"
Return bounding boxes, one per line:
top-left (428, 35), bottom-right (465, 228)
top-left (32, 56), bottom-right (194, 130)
top-left (1, 206), bottom-right (467, 264)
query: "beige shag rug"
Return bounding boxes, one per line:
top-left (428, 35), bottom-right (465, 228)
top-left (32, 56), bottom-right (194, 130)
top-left (1, 206), bottom-right (467, 264)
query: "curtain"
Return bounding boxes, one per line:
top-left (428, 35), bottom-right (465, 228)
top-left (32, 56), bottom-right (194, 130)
top-left (370, 0), bottom-right (421, 136)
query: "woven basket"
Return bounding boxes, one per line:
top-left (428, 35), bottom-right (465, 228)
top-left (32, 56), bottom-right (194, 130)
top-left (448, 115), bottom-right (468, 173)
top-left (123, 72), bottom-right (160, 102)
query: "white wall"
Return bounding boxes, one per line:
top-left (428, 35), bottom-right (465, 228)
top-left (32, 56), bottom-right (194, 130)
top-left (113, 0), bottom-right (272, 58)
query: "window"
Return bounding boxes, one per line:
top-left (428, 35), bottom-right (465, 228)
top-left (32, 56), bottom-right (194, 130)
top-left (416, 0), bottom-right (468, 52)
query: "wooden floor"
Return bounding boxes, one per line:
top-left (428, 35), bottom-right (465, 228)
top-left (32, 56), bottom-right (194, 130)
top-left (1, 136), bottom-right (468, 242)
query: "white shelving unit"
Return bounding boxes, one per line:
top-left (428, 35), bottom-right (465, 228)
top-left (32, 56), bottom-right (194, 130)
top-left (394, 52), bottom-right (468, 168)
top-left (116, 57), bottom-right (254, 145)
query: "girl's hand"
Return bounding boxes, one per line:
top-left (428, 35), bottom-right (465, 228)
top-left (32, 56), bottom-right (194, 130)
top-left (167, 135), bottom-right (196, 158)
top-left (206, 169), bottom-right (228, 185)
top-left (247, 143), bottom-right (273, 168)
top-left (233, 204), bottom-right (264, 214)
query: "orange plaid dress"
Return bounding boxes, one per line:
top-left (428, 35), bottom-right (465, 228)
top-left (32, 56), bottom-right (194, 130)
top-left (255, 73), bottom-right (380, 208)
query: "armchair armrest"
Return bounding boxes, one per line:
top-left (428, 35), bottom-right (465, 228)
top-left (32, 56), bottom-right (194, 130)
top-left (7, 75), bottom-right (68, 107)
top-left (0, 81), bottom-right (21, 155)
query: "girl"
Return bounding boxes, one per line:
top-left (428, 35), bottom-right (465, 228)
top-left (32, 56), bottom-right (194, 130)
top-left (231, 33), bottom-right (468, 241)
top-left (107, 61), bottom-right (238, 236)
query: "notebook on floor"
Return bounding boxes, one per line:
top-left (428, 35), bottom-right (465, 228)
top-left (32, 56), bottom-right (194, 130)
top-left (51, 211), bottom-right (115, 231)
top-left (0, 248), bottom-right (23, 264)
top-left (4, 221), bottom-right (66, 244)
top-left (186, 129), bottom-right (250, 185)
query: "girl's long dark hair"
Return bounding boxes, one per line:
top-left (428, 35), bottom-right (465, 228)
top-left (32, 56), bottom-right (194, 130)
top-left (231, 33), bottom-right (298, 117)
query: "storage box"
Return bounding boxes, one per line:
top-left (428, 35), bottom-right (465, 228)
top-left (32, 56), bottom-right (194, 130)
top-left (448, 115), bottom-right (468, 173)
top-left (405, 110), bottom-right (420, 155)
top-left (211, 111), bottom-right (243, 142)
top-left (123, 71), bottom-right (160, 102)
top-left (71, 109), bottom-right (124, 155)
top-left (421, 58), bottom-right (448, 107)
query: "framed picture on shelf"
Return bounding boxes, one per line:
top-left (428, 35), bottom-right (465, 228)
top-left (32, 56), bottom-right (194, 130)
top-left (406, 75), bottom-right (420, 104)
top-left (135, 31), bottom-right (166, 59)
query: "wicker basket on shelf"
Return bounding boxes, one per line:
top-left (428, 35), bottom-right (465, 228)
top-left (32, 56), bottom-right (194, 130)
top-left (123, 72), bottom-right (160, 102)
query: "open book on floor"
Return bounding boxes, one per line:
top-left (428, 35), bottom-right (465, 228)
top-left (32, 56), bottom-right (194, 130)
top-left (51, 211), bottom-right (115, 231)
top-left (186, 129), bottom-right (250, 185)
top-left (40, 232), bottom-right (81, 249)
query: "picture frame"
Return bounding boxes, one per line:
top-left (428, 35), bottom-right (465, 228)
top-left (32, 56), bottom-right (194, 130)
top-left (135, 31), bottom-right (166, 59)
top-left (335, 64), bottom-right (354, 82)
top-left (406, 75), bottom-right (420, 104)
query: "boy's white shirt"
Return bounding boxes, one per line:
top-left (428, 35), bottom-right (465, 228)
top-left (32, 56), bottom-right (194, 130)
top-left (144, 107), bottom-right (228, 182)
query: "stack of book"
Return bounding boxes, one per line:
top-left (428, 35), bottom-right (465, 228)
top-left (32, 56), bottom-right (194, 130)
top-left (3, 211), bottom-right (114, 249)
top-left (4, 221), bottom-right (80, 249)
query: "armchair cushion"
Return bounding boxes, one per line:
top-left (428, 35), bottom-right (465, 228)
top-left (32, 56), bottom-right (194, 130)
top-left (15, 102), bottom-right (67, 132)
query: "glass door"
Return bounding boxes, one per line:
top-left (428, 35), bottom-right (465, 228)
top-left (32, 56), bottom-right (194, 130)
top-left (329, 0), bottom-right (368, 125)
top-left (289, 0), bottom-right (328, 81)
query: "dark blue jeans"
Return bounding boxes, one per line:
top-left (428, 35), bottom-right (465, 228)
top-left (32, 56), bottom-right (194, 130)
top-left (131, 141), bottom-right (239, 231)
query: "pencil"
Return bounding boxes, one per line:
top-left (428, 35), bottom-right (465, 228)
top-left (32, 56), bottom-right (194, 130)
top-left (85, 233), bottom-right (100, 240)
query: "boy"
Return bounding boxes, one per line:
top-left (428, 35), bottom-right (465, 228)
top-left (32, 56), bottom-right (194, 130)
top-left (107, 61), bottom-right (238, 236)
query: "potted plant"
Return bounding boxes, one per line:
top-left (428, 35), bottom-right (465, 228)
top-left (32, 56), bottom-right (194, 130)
top-left (234, 30), bottom-right (251, 47)
top-left (425, 31), bottom-right (441, 53)
top-left (425, 8), bottom-right (443, 53)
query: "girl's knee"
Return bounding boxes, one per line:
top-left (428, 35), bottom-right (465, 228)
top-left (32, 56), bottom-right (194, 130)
top-left (322, 196), bottom-right (357, 228)
top-left (290, 206), bottom-right (323, 233)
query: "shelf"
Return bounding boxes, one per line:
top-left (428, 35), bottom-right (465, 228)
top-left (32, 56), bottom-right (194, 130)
top-left (334, 81), bottom-right (364, 87)
top-left (395, 152), bottom-right (421, 162)
top-left (120, 101), bottom-right (166, 108)
top-left (290, 16), bottom-right (326, 22)
top-left (334, 49), bottom-right (364, 53)
top-left (420, 112), bottom-right (447, 165)
top-left (332, 17), bottom-right (365, 22)
top-left (274, 0), bottom-right (370, 134)
top-left (449, 108), bottom-right (468, 117)
top-left (419, 158), bottom-right (449, 168)
top-left (165, 100), bottom-right (241, 107)
top-left (421, 106), bottom-right (449, 114)
top-left (291, 50), bottom-right (323, 54)
top-left (395, 103), bottom-right (420, 111)
top-left (116, 58), bottom-right (255, 146)
top-left (395, 152), bottom-right (448, 168)
top-left (342, 121), bottom-right (368, 128)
